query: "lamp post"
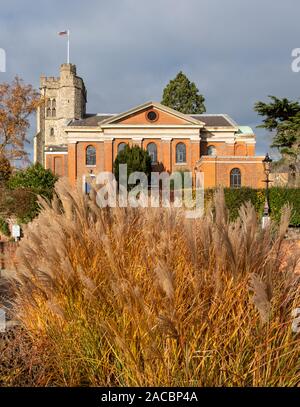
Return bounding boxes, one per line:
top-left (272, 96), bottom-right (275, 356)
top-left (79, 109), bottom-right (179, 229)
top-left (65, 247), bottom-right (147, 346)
top-left (262, 153), bottom-right (273, 228)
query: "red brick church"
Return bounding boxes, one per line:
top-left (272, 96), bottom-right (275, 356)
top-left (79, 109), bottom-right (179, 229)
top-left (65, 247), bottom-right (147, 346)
top-left (34, 64), bottom-right (265, 189)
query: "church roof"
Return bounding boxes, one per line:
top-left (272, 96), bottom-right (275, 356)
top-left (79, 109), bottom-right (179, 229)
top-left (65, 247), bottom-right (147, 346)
top-left (191, 114), bottom-right (237, 127)
top-left (69, 114), bottom-right (114, 126)
top-left (68, 111), bottom-right (237, 128)
top-left (237, 125), bottom-right (254, 134)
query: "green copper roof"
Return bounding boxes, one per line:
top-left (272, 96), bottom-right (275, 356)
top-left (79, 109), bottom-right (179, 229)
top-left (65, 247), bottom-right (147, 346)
top-left (238, 126), bottom-right (254, 134)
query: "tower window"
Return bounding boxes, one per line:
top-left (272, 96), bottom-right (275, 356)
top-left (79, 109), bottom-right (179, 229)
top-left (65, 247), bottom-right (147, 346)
top-left (46, 98), bottom-right (57, 117)
top-left (176, 142), bottom-right (186, 163)
top-left (230, 168), bottom-right (241, 188)
top-left (50, 127), bottom-right (55, 136)
top-left (86, 145), bottom-right (96, 166)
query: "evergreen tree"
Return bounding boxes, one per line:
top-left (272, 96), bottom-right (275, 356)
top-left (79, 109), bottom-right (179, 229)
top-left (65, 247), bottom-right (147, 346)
top-left (254, 96), bottom-right (300, 131)
top-left (114, 145), bottom-right (152, 190)
top-left (161, 71), bottom-right (206, 114)
top-left (254, 96), bottom-right (300, 180)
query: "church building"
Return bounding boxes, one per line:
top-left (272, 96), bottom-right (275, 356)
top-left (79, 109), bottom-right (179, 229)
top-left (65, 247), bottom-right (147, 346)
top-left (34, 64), bottom-right (265, 190)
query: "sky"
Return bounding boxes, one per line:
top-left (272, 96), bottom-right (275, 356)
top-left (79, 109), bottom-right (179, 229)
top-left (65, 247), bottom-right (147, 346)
top-left (1, 0), bottom-right (300, 158)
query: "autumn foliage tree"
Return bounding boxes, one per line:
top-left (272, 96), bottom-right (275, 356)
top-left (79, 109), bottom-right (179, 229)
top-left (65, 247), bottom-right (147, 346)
top-left (0, 154), bottom-right (12, 185)
top-left (0, 77), bottom-right (41, 164)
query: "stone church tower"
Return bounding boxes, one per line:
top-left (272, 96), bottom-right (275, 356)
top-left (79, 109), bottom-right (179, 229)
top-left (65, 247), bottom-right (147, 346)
top-left (34, 63), bottom-right (87, 164)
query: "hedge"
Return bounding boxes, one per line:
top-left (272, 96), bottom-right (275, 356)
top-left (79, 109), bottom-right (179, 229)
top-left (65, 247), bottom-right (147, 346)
top-left (205, 187), bottom-right (300, 226)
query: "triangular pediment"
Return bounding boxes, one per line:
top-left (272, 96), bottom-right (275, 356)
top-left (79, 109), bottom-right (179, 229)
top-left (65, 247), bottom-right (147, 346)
top-left (100, 101), bottom-right (205, 126)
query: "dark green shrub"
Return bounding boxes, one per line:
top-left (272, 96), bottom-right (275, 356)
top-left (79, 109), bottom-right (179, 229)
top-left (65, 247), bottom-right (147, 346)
top-left (114, 145), bottom-right (152, 190)
top-left (224, 188), bottom-right (265, 221)
top-left (205, 187), bottom-right (300, 226)
top-left (8, 163), bottom-right (58, 200)
top-left (269, 187), bottom-right (300, 226)
top-left (5, 164), bottom-right (58, 223)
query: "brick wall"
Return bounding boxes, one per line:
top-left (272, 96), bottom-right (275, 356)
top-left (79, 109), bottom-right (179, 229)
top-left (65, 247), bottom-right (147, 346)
top-left (62, 138), bottom-right (264, 189)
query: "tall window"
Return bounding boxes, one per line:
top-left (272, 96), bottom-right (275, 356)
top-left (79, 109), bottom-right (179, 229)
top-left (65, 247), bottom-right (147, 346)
top-left (230, 168), bottom-right (241, 188)
top-left (46, 99), bottom-right (51, 117)
top-left (46, 98), bottom-right (56, 117)
top-left (176, 143), bottom-right (186, 163)
top-left (117, 142), bottom-right (127, 154)
top-left (147, 142), bottom-right (157, 163)
top-left (207, 145), bottom-right (216, 156)
top-left (86, 145), bottom-right (96, 166)
top-left (50, 127), bottom-right (55, 136)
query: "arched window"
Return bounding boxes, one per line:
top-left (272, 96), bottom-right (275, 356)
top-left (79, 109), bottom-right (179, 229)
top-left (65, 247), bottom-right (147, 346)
top-left (50, 127), bottom-right (55, 136)
top-left (52, 107), bottom-right (56, 117)
top-left (207, 145), bottom-right (216, 156)
top-left (117, 142), bottom-right (127, 154)
top-left (230, 168), bottom-right (241, 188)
top-left (86, 145), bottom-right (96, 166)
top-left (176, 143), bottom-right (186, 163)
top-left (147, 142), bottom-right (157, 163)
top-left (52, 99), bottom-right (56, 108)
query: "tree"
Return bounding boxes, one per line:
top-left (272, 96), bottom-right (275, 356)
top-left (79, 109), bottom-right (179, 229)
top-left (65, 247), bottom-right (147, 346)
top-left (254, 96), bottom-right (300, 182)
top-left (114, 145), bottom-right (152, 190)
top-left (8, 163), bottom-right (58, 200)
top-left (254, 96), bottom-right (300, 131)
top-left (0, 187), bottom-right (38, 224)
top-left (0, 154), bottom-right (12, 186)
top-left (161, 71), bottom-right (206, 114)
top-left (0, 164), bottom-right (58, 224)
top-left (273, 113), bottom-right (300, 181)
top-left (0, 77), bottom-right (41, 163)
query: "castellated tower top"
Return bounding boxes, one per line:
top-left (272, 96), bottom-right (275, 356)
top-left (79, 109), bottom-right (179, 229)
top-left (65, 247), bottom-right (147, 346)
top-left (39, 63), bottom-right (87, 123)
top-left (35, 63), bottom-right (87, 163)
top-left (40, 63), bottom-right (87, 121)
top-left (60, 63), bottom-right (77, 75)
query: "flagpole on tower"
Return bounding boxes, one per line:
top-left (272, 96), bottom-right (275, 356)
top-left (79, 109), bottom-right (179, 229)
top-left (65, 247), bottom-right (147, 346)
top-left (67, 30), bottom-right (70, 64)
top-left (58, 30), bottom-right (70, 63)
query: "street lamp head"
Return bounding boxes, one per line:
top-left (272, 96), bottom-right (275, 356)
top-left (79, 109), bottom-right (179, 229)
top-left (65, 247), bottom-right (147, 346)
top-left (263, 152), bottom-right (272, 175)
top-left (263, 152), bottom-right (272, 164)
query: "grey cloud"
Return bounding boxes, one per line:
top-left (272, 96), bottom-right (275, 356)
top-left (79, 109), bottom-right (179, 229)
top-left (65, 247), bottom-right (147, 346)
top-left (1, 0), bottom-right (300, 158)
